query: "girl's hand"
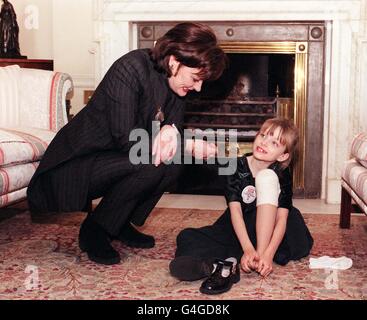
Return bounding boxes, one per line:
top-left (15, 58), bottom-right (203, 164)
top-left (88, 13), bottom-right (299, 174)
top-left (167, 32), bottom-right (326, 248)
top-left (152, 125), bottom-right (178, 166)
top-left (256, 252), bottom-right (274, 278)
top-left (240, 250), bottom-right (259, 273)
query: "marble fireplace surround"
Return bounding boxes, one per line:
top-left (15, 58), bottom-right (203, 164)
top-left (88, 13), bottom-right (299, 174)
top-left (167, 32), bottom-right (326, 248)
top-left (93, 0), bottom-right (367, 203)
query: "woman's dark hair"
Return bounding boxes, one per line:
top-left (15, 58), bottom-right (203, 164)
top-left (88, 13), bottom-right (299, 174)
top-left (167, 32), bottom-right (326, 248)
top-left (151, 22), bottom-right (227, 81)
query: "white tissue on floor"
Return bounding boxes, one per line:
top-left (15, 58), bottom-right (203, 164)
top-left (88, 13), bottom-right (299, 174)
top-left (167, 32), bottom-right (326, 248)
top-left (309, 256), bottom-right (353, 270)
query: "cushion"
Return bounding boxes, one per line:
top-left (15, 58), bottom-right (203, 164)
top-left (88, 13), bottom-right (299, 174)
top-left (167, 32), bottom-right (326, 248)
top-left (0, 65), bottom-right (20, 127)
top-left (0, 187), bottom-right (27, 208)
top-left (0, 162), bottom-right (39, 196)
top-left (351, 132), bottom-right (367, 168)
top-left (0, 127), bottom-right (56, 167)
top-left (19, 68), bottom-right (57, 130)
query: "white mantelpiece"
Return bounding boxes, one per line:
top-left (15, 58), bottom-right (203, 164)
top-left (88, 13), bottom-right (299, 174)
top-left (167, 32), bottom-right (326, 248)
top-left (93, 0), bottom-right (367, 203)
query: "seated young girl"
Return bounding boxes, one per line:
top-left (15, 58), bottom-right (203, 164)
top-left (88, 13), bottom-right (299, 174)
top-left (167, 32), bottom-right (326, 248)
top-left (169, 118), bottom-right (314, 289)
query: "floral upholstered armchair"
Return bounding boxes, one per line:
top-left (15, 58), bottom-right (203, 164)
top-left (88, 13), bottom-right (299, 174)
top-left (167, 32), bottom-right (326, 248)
top-left (0, 65), bottom-right (73, 207)
top-left (340, 132), bottom-right (367, 228)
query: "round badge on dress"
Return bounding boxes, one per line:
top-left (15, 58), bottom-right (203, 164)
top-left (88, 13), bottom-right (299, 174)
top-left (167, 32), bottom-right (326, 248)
top-left (241, 185), bottom-right (256, 204)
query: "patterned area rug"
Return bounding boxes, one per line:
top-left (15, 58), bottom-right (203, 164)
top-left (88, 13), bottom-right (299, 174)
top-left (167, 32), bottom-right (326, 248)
top-left (0, 206), bottom-right (366, 300)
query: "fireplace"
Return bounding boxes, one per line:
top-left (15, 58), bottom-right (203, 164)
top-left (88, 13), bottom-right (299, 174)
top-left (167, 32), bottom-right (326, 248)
top-left (176, 52), bottom-right (295, 195)
top-left (136, 21), bottom-right (323, 198)
top-left (93, 0), bottom-right (367, 203)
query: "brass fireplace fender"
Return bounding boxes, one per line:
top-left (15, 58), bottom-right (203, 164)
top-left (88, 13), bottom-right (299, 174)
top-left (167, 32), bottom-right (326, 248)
top-left (220, 41), bottom-right (308, 190)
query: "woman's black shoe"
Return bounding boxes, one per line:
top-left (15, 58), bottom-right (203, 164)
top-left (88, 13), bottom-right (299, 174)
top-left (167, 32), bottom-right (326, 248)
top-left (200, 258), bottom-right (240, 295)
top-left (169, 256), bottom-right (215, 281)
top-left (116, 222), bottom-right (155, 248)
top-left (79, 217), bottom-right (121, 265)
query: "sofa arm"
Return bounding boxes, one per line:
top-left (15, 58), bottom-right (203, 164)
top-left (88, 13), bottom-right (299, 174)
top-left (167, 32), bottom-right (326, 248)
top-left (351, 132), bottom-right (367, 168)
top-left (52, 72), bottom-right (73, 131)
top-left (19, 68), bottom-right (74, 132)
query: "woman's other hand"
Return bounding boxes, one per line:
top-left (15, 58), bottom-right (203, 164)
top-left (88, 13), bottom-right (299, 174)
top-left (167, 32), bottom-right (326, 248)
top-left (152, 125), bottom-right (178, 166)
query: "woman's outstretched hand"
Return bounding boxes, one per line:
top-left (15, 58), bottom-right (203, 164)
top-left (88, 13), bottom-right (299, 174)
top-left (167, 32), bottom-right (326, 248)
top-left (152, 125), bottom-right (178, 166)
top-left (186, 139), bottom-right (218, 160)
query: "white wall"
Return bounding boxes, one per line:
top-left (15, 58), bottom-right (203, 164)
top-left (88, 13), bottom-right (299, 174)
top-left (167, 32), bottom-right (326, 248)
top-left (11, 0), bottom-right (53, 59)
top-left (52, 0), bottom-right (95, 115)
top-left (10, 0), bottom-right (95, 115)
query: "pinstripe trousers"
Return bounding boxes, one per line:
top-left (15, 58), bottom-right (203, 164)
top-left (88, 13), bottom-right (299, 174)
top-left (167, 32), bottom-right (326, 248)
top-left (86, 151), bottom-right (183, 236)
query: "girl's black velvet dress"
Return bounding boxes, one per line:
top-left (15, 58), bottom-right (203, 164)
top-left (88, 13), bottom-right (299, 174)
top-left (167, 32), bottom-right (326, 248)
top-left (175, 155), bottom-right (314, 265)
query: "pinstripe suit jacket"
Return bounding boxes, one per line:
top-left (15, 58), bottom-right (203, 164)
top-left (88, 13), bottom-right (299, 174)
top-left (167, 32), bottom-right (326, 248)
top-left (27, 49), bottom-right (186, 213)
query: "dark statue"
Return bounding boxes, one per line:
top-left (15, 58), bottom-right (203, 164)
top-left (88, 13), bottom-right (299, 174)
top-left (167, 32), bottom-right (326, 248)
top-left (0, 0), bottom-right (24, 58)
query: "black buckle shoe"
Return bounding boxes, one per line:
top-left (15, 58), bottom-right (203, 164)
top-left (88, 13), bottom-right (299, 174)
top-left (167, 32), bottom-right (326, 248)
top-left (79, 217), bottom-right (121, 265)
top-left (200, 258), bottom-right (240, 295)
top-left (116, 222), bottom-right (155, 249)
